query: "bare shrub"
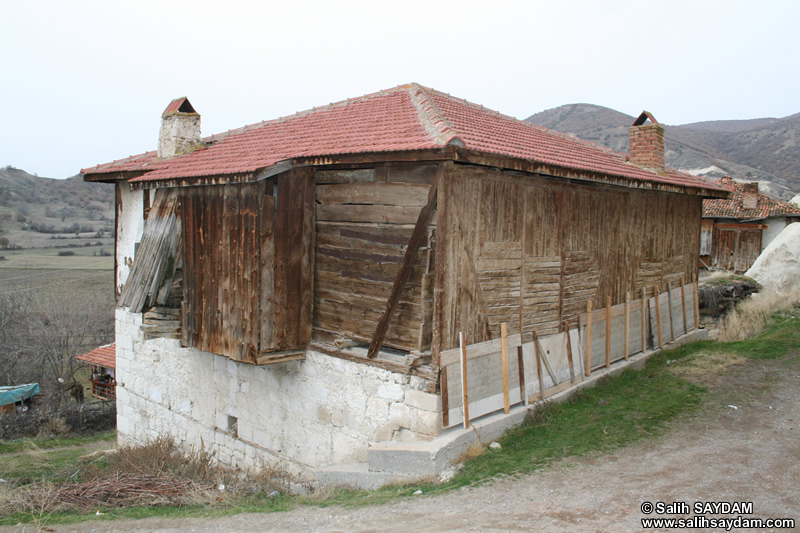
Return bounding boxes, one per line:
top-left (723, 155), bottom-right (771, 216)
top-left (717, 287), bottom-right (800, 341)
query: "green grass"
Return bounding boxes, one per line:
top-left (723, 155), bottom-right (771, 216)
top-left (0, 432), bottom-right (116, 483)
top-left (3, 309), bottom-right (799, 526)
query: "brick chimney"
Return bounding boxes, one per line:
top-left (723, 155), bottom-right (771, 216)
top-left (629, 111), bottom-right (665, 173)
top-left (158, 97), bottom-right (203, 159)
top-left (741, 182), bottom-right (759, 210)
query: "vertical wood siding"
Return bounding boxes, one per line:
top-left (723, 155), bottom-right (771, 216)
top-left (181, 168), bottom-right (315, 362)
top-left (433, 165), bottom-right (702, 358)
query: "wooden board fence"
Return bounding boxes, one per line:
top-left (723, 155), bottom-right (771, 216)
top-left (441, 325), bottom-right (582, 428)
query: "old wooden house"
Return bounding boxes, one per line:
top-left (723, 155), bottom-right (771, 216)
top-left (82, 84), bottom-right (726, 480)
top-left (701, 177), bottom-right (800, 272)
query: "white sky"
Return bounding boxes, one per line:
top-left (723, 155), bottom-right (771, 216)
top-left (1, 0), bottom-right (798, 179)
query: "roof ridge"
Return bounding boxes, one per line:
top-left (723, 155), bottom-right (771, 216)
top-left (407, 83), bottom-right (464, 147)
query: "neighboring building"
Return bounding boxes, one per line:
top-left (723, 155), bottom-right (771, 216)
top-left (0, 383), bottom-right (39, 415)
top-left (76, 343), bottom-right (116, 400)
top-left (701, 177), bottom-right (800, 272)
top-left (82, 84), bottom-right (726, 480)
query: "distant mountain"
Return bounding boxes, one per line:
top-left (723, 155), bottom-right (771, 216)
top-left (525, 105), bottom-right (800, 200)
top-left (0, 166), bottom-right (114, 250)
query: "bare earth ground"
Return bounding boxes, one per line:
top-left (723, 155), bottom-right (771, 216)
top-left (7, 351), bottom-right (800, 532)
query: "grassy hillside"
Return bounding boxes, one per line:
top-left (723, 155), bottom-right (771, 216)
top-left (0, 166), bottom-right (114, 256)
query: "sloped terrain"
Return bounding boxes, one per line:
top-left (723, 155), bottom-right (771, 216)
top-left (526, 105), bottom-right (800, 199)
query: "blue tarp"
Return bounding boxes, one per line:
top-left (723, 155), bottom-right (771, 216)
top-left (0, 383), bottom-right (40, 407)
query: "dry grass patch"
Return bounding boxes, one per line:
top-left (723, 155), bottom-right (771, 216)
top-left (666, 350), bottom-right (748, 384)
top-left (718, 287), bottom-right (800, 341)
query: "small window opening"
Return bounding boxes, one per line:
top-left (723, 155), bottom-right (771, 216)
top-left (227, 415), bottom-right (238, 438)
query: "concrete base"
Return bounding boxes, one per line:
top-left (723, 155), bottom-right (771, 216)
top-left (315, 328), bottom-right (709, 489)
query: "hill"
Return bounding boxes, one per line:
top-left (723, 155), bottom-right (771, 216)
top-left (0, 166), bottom-right (114, 252)
top-left (526, 105), bottom-right (800, 200)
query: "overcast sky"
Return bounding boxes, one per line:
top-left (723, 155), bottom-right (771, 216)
top-left (2, 0), bottom-right (798, 179)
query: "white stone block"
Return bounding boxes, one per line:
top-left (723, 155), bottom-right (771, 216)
top-left (409, 409), bottom-right (443, 437)
top-left (389, 403), bottom-right (411, 430)
top-left (376, 383), bottom-right (405, 402)
top-left (405, 390), bottom-right (441, 413)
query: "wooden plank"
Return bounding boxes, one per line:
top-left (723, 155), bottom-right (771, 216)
top-left (667, 281), bottom-right (676, 342)
top-left (317, 182), bottom-right (430, 206)
top-left (564, 321), bottom-right (575, 383)
top-left (440, 333), bottom-right (522, 367)
top-left (316, 204), bottom-right (428, 225)
top-left (641, 287), bottom-right (647, 353)
top-left (533, 331), bottom-right (545, 400)
top-left (654, 286), bottom-right (663, 349)
top-left (441, 366), bottom-right (449, 428)
top-left (460, 331), bottom-right (470, 429)
top-left (517, 344), bottom-right (526, 405)
top-left (605, 295), bottom-right (611, 369)
top-left (501, 323), bottom-right (510, 414)
top-left (368, 169), bottom-right (440, 358)
top-left (585, 299), bottom-right (593, 377)
top-left (680, 276), bottom-right (688, 335)
top-left (624, 292), bottom-right (631, 360)
top-left (693, 279), bottom-right (700, 330)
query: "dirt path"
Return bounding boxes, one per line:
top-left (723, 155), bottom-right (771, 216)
top-left (8, 353), bottom-right (800, 532)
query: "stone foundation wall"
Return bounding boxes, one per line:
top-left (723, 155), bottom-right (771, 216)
top-left (115, 308), bottom-right (441, 478)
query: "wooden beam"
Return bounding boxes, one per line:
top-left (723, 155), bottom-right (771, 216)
top-left (501, 323), bottom-right (510, 414)
top-left (605, 295), bottom-right (611, 369)
top-left (641, 287), bottom-right (648, 353)
top-left (693, 278), bottom-right (700, 330)
top-left (368, 168), bottom-right (441, 358)
top-left (564, 320), bottom-right (575, 384)
top-left (460, 331), bottom-right (470, 429)
top-left (714, 222), bottom-right (768, 230)
top-left (624, 292), bottom-right (631, 360)
top-left (585, 299), bottom-right (593, 376)
top-left (667, 282), bottom-right (675, 341)
top-left (654, 286), bottom-right (664, 349)
top-left (533, 331), bottom-right (545, 401)
top-left (680, 276), bottom-right (688, 335)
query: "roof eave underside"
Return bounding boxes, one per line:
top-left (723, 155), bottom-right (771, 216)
top-left (112, 147), bottom-right (727, 198)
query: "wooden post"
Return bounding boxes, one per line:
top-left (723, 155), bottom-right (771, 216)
top-left (459, 331), bottom-right (469, 429)
top-left (624, 291), bottom-right (631, 360)
top-left (680, 276), bottom-right (688, 335)
top-left (533, 330), bottom-right (545, 401)
top-left (517, 343), bottom-right (527, 405)
top-left (667, 281), bottom-right (675, 342)
top-left (501, 322), bottom-right (510, 414)
top-left (564, 320), bottom-right (575, 383)
top-left (693, 277), bottom-right (700, 330)
top-left (585, 300), bottom-right (593, 377)
top-left (518, 316), bottom-right (526, 405)
top-left (641, 287), bottom-right (648, 352)
top-left (654, 286), bottom-right (664, 349)
top-left (605, 295), bottom-right (611, 368)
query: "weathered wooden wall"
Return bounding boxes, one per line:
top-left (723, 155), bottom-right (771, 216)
top-left (313, 164), bottom-right (437, 353)
top-left (711, 225), bottom-right (762, 272)
top-left (181, 168), bottom-right (315, 363)
top-left (433, 164), bottom-right (702, 357)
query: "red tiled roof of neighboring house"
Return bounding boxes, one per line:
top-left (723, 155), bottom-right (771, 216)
top-left (81, 83), bottom-right (723, 193)
top-left (703, 177), bottom-right (800, 219)
top-left (76, 343), bottom-right (116, 369)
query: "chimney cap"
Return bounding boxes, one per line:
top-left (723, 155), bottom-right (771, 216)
top-left (162, 97), bottom-right (197, 118)
top-left (632, 111), bottom-right (660, 127)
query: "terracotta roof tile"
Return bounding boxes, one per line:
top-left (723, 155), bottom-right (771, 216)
top-left (76, 343), bottom-right (116, 368)
top-left (82, 83), bottom-right (723, 193)
top-left (703, 177), bottom-right (800, 219)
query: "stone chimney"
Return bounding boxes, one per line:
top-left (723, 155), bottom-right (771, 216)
top-left (741, 182), bottom-right (759, 210)
top-left (628, 111), bottom-right (665, 173)
top-left (158, 97), bottom-right (203, 159)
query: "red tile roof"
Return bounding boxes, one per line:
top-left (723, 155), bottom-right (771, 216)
top-left (703, 177), bottom-right (800, 219)
top-left (82, 83), bottom-right (723, 193)
top-left (76, 343), bottom-right (116, 369)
